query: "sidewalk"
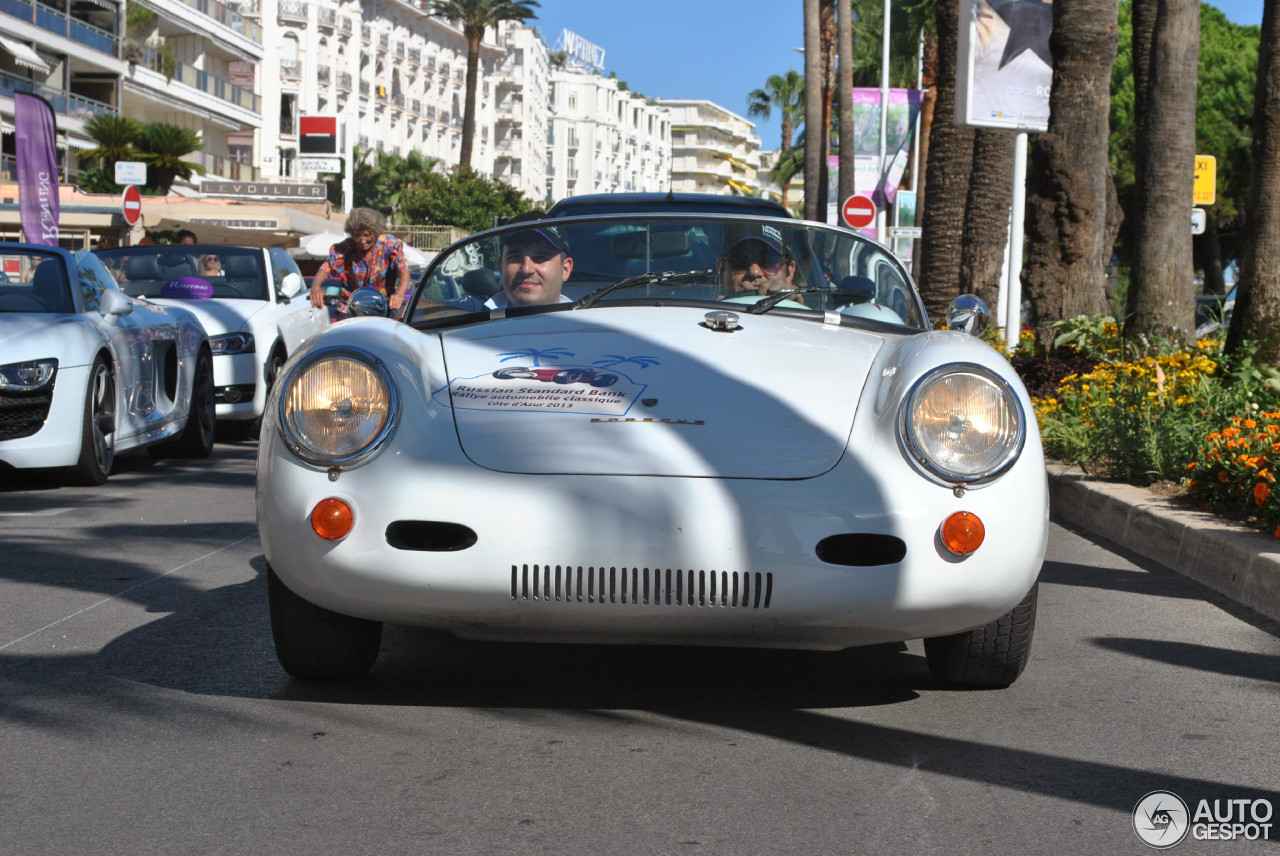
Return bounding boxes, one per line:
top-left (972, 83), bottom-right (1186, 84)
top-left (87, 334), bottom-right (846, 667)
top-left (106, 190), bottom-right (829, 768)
top-left (1046, 462), bottom-right (1280, 623)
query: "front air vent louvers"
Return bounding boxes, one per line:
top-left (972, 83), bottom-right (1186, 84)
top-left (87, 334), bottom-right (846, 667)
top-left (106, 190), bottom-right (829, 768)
top-left (512, 565), bottom-right (773, 609)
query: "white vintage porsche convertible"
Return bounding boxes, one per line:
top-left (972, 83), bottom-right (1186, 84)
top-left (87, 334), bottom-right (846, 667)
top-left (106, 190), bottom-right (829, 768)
top-left (257, 213), bottom-right (1047, 686)
top-left (0, 244), bottom-right (214, 484)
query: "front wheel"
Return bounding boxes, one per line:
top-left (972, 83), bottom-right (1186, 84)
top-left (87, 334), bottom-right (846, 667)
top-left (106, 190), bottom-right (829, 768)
top-left (267, 565), bottom-right (382, 679)
top-left (166, 347), bottom-right (216, 457)
top-left (68, 357), bottom-right (116, 486)
top-left (924, 583), bottom-right (1038, 688)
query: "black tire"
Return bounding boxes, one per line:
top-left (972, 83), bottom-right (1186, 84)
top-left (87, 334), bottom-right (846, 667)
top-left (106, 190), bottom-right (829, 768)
top-left (249, 347), bottom-right (287, 441)
top-left (68, 356), bottom-right (116, 486)
top-left (493, 367), bottom-right (533, 379)
top-left (589, 373), bottom-right (619, 388)
top-left (924, 583), bottom-right (1038, 688)
top-left (554, 369), bottom-right (587, 384)
top-left (267, 565), bottom-right (382, 679)
top-left (167, 347), bottom-right (216, 457)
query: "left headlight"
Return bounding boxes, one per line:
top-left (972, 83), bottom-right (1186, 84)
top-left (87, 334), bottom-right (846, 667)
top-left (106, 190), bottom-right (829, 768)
top-left (278, 348), bottom-right (398, 467)
top-left (0, 358), bottom-right (57, 391)
top-left (901, 364), bottom-right (1025, 484)
top-left (210, 333), bottom-right (255, 355)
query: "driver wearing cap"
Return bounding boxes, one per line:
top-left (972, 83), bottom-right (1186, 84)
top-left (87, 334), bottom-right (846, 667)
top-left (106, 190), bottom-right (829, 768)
top-left (493, 224), bottom-right (573, 308)
top-left (717, 222), bottom-right (797, 297)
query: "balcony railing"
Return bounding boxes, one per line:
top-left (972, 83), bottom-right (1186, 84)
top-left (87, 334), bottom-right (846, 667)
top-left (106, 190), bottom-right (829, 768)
top-left (173, 0), bottom-right (261, 42)
top-left (0, 0), bottom-right (119, 56)
top-left (426, 57), bottom-right (436, 74)
top-left (340, 16), bottom-right (351, 34)
top-left (395, 40), bottom-right (404, 59)
top-left (278, 0), bottom-right (306, 24)
top-left (337, 70), bottom-right (352, 91)
top-left (280, 59), bottom-right (301, 80)
top-left (392, 92), bottom-right (404, 110)
top-left (0, 68), bottom-right (116, 121)
top-left (140, 46), bottom-right (262, 113)
top-left (411, 98), bottom-right (420, 115)
top-left (189, 150), bottom-right (260, 181)
top-left (358, 79), bottom-right (370, 96)
top-left (377, 32), bottom-right (388, 51)
top-left (317, 6), bottom-right (335, 27)
top-left (279, 115), bottom-right (296, 134)
top-left (408, 47), bottom-right (419, 65)
top-left (317, 64), bottom-right (330, 84)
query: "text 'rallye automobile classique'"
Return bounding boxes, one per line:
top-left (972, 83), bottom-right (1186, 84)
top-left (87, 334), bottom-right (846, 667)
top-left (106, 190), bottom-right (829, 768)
top-left (256, 212), bottom-right (1047, 687)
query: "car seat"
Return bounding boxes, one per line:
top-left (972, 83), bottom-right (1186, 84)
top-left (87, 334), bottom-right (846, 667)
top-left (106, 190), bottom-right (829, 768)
top-left (222, 254), bottom-right (263, 296)
top-left (31, 260), bottom-right (71, 313)
top-left (460, 268), bottom-right (501, 298)
top-left (158, 254), bottom-right (198, 279)
top-left (124, 254), bottom-right (162, 282)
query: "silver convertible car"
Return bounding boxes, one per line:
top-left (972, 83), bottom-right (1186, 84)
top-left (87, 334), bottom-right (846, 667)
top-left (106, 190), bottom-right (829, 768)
top-left (0, 244), bottom-right (214, 484)
top-left (257, 213), bottom-right (1047, 687)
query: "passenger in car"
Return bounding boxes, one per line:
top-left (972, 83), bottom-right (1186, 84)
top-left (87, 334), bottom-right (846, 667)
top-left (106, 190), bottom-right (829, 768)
top-left (198, 254), bottom-right (222, 277)
top-left (717, 223), bottom-right (797, 298)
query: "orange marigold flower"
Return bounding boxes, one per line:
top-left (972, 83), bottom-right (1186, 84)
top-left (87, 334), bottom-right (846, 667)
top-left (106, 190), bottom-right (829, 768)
top-left (1187, 461), bottom-right (1198, 469)
top-left (1245, 419), bottom-right (1258, 429)
top-left (1256, 482), bottom-right (1271, 506)
top-left (1219, 471), bottom-right (1231, 483)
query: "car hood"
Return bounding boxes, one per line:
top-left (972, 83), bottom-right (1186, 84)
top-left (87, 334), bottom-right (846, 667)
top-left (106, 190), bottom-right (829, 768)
top-left (144, 297), bottom-right (267, 336)
top-left (0, 314), bottom-right (96, 366)
top-left (434, 309), bottom-right (885, 478)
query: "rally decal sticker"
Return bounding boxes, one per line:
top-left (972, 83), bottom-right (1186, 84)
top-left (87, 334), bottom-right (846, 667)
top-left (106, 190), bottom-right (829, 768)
top-left (432, 349), bottom-right (660, 416)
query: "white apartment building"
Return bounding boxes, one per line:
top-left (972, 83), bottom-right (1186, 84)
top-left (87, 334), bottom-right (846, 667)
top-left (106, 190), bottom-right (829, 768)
top-left (255, 0), bottom-right (503, 183)
top-left (546, 66), bottom-right (670, 203)
top-left (657, 99), bottom-right (762, 197)
top-left (0, 0), bottom-right (264, 184)
top-left (491, 21), bottom-right (546, 202)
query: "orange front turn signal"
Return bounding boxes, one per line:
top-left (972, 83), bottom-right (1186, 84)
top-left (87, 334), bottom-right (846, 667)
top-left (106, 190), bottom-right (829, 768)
top-left (941, 511), bottom-right (985, 556)
top-left (311, 497), bottom-right (354, 541)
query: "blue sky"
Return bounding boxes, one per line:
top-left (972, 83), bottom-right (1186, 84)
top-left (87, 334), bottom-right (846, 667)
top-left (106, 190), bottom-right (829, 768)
top-left (532, 0), bottom-right (1264, 153)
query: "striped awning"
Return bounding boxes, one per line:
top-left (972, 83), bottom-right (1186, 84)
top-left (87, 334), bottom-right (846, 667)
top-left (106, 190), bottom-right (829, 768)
top-left (0, 35), bottom-right (51, 75)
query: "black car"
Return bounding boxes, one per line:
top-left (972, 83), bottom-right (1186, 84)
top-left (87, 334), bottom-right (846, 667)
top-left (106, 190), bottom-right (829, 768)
top-left (545, 192), bottom-right (791, 218)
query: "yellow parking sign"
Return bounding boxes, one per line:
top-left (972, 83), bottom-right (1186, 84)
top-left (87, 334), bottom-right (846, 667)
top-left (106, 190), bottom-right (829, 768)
top-left (1194, 155), bottom-right (1216, 205)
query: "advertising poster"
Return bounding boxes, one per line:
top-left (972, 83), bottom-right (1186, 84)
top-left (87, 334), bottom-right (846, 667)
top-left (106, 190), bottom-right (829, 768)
top-left (826, 89), bottom-right (924, 226)
top-left (14, 92), bottom-right (59, 247)
top-left (956, 0), bottom-right (1053, 131)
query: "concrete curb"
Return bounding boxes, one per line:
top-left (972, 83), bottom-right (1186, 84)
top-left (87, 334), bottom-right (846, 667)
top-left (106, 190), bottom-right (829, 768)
top-left (1046, 463), bottom-right (1280, 623)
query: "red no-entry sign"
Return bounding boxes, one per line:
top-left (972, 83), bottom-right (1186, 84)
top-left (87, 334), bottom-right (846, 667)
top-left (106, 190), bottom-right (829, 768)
top-left (842, 194), bottom-right (876, 229)
top-left (121, 184), bottom-right (142, 226)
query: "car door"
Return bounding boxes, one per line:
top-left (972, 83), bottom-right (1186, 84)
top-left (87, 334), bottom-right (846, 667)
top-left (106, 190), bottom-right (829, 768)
top-left (78, 252), bottom-right (177, 438)
top-left (268, 247), bottom-right (327, 353)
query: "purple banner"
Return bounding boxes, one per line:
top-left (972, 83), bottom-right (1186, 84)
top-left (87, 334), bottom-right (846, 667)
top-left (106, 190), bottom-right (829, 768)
top-left (14, 93), bottom-right (59, 247)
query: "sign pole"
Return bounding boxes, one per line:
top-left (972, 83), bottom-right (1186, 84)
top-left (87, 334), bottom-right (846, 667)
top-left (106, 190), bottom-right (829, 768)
top-left (1003, 132), bottom-right (1028, 353)
top-left (342, 120), bottom-right (354, 215)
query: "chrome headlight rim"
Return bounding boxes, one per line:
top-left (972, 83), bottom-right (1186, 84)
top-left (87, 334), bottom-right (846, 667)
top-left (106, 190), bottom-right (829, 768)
top-left (276, 345), bottom-right (399, 468)
top-left (899, 362), bottom-right (1027, 486)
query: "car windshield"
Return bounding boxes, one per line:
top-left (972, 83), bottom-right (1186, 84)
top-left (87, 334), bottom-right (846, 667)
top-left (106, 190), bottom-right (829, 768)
top-left (407, 214), bottom-right (926, 329)
top-left (0, 249), bottom-right (72, 314)
top-left (93, 244), bottom-right (269, 301)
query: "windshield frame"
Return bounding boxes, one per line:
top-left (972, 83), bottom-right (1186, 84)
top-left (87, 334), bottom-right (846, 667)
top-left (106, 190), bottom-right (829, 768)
top-left (405, 212), bottom-right (928, 331)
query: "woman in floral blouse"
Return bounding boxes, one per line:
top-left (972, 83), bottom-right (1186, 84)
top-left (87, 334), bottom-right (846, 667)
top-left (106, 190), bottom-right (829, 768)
top-left (308, 207), bottom-right (410, 315)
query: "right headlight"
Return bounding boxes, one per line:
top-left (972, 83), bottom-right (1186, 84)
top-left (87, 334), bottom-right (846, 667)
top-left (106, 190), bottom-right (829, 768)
top-left (277, 348), bottom-right (398, 467)
top-left (900, 364), bottom-right (1025, 484)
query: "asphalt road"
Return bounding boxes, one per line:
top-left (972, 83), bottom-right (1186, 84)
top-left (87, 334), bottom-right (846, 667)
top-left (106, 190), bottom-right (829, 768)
top-left (1, 442), bottom-right (1278, 855)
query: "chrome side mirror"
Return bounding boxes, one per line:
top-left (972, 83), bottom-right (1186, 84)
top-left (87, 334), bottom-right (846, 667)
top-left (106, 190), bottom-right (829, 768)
top-left (347, 287), bottom-right (388, 318)
top-left (946, 294), bottom-right (989, 336)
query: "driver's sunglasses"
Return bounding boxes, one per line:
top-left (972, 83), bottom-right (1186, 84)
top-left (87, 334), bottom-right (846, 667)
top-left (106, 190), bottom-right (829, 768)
top-left (728, 248), bottom-right (787, 275)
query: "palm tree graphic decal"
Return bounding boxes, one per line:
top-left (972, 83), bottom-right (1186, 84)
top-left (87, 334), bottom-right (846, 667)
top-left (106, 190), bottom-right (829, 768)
top-left (497, 348), bottom-right (575, 367)
top-left (593, 355), bottom-right (660, 370)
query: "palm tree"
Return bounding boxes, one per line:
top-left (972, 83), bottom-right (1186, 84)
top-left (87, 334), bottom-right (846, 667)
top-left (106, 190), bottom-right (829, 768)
top-left (428, 0), bottom-right (539, 168)
top-left (747, 71), bottom-right (804, 208)
top-left (80, 113), bottom-right (143, 171)
top-left (136, 122), bottom-right (206, 195)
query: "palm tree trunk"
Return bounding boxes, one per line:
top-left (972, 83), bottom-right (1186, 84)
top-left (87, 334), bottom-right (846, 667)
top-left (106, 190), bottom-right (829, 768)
top-left (1022, 0), bottom-right (1119, 346)
top-left (460, 31), bottom-right (482, 168)
top-left (837, 0), bottom-right (855, 210)
top-left (804, 0), bottom-right (823, 221)
top-left (960, 129), bottom-right (1014, 311)
top-left (1225, 0), bottom-right (1280, 362)
top-left (1125, 0), bottom-right (1200, 342)
top-left (917, 0), bottom-right (974, 319)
